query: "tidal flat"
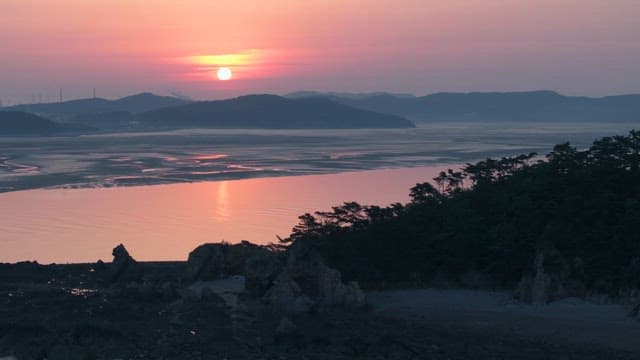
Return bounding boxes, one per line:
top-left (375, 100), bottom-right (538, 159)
top-left (1, 122), bottom-right (638, 193)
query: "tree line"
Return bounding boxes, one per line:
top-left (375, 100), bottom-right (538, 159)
top-left (283, 130), bottom-right (640, 293)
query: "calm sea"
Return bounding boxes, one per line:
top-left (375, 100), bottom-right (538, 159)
top-left (0, 166), bottom-right (448, 263)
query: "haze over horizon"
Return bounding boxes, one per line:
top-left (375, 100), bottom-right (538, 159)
top-left (2, 0), bottom-right (640, 104)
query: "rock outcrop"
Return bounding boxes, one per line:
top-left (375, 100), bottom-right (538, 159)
top-left (244, 249), bottom-right (283, 296)
top-left (111, 243), bottom-right (137, 282)
top-left (183, 240), bottom-right (366, 313)
top-left (285, 241), bottom-right (365, 307)
top-left (261, 241), bottom-right (366, 312)
top-left (184, 241), bottom-right (273, 281)
top-left (514, 249), bottom-right (585, 304)
top-left (263, 272), bottom-right (314, 314)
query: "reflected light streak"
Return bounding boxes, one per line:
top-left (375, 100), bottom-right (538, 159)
top-left (213, 181), bottom-right (231, 221)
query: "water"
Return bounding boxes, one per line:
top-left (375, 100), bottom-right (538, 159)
top-left (0, 166), bottom-right (448, 263)
top-left (1, 121), bottom-right (638, 263)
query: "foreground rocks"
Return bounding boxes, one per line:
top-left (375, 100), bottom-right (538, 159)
top-left (184, 241), bottom-right (274, 281)
top-left (278, 240), bottom-right (366, 310)
top-left (184, 240), bottom-right (366, 313)
top-left (1, 243), bottom-right (639, 359)
top-left (0, 263), bottom-right (635, 360)
top-left (110, 243), bottom-right (137, 282)
top-left (512, 248), bottom-right (640, 321)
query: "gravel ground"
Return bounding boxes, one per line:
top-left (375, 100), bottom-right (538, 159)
top-left (368, 289), bottom-right (640, 352)
top-left (1, 262), bottom-right (639, 359)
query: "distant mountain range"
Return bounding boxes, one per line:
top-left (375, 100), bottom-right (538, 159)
top-left (3, 90), bottom-right (639, 135)
top-left (137, 94), bottom-right (414, 129)
top-left (286, 91), bottom-right (640, 122)
top-left (0, 93), bottom-right (414, 133)
top-left (286, 91), bottom-right (417, 100)
top-left (2, 93), bottom-right (189, 119)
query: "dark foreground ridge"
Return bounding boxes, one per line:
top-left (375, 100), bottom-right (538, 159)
top-left (1, 242), bottom-right (636, 359)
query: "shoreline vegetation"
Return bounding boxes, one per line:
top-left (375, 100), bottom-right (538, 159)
top-left (2, 131), bottom-right (640, 358)
top-left (284, 130), bottom-right (640, 305)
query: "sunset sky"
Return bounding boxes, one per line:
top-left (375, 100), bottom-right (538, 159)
top-left (1, 0), bottom-right (639, 103)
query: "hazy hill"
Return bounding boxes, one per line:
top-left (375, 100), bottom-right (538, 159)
top-left (66, 111), bottom-right (135, 131)
top-left (137, 94), bottom-right (414, 129)
top-left (286, 91), bottom-right (417, 100)
top-left (0, 111), bottom-right (74, 135)
top-left (2, 93), bottom-right (189, 119)
top-left (292, 91), bottom-right (640, 122)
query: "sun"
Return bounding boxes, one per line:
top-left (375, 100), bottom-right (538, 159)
top-left (217, 67), bottom-right (232, 81)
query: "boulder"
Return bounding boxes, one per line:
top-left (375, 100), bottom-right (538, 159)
top-left (184, 241), bottom-right (272, 281)
top-left (183, 240), bottom-right (365, 311)
top-left (184, 243), bottom-right (226, 280)
top-left (263, 272), bottom-right (314, 314)
top-left (532, 251), bottom-right (552, 304)
top-left (110, 243), bottom-right (137, 282)
top-left (244, 250), bottom-right (283, 296)
top-left (187, 277), bottom-right (245, 307)
top-left (264, 273), bottom-right (300, 301)
top-left (286, 241), bottom-right (366, 308)
top-left (262, 241), bottom-right (366, 311)
top-left (514, 250), bottom-right (585, 304)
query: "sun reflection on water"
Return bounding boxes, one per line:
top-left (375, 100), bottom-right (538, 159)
top-left (212, 181), bottom-right (231, 221)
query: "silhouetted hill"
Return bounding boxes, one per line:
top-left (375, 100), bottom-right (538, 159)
top-left (137, 94), bottom-right (414, 129)
top-left (0, 111), bottom-right (71, 135)
top-left (292, 91), bottom-right (640, 122)
top-left (113, 93), bottom-right (191, 113)
top-left (286, 91), bottom-right (417, 100)
top-left (2, 93), bottom-right (189, 119)
top-left (66, 111), bottom-right (134, 131)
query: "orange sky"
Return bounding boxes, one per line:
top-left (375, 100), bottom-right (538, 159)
top-left (1, 0), bottom-right (639, 103)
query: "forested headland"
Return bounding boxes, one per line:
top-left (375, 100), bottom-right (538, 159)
top-left (284, 130), bottom-right (640, 301)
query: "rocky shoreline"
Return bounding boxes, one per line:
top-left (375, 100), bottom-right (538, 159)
top-left (1, 242), bottom-right (639, 359)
